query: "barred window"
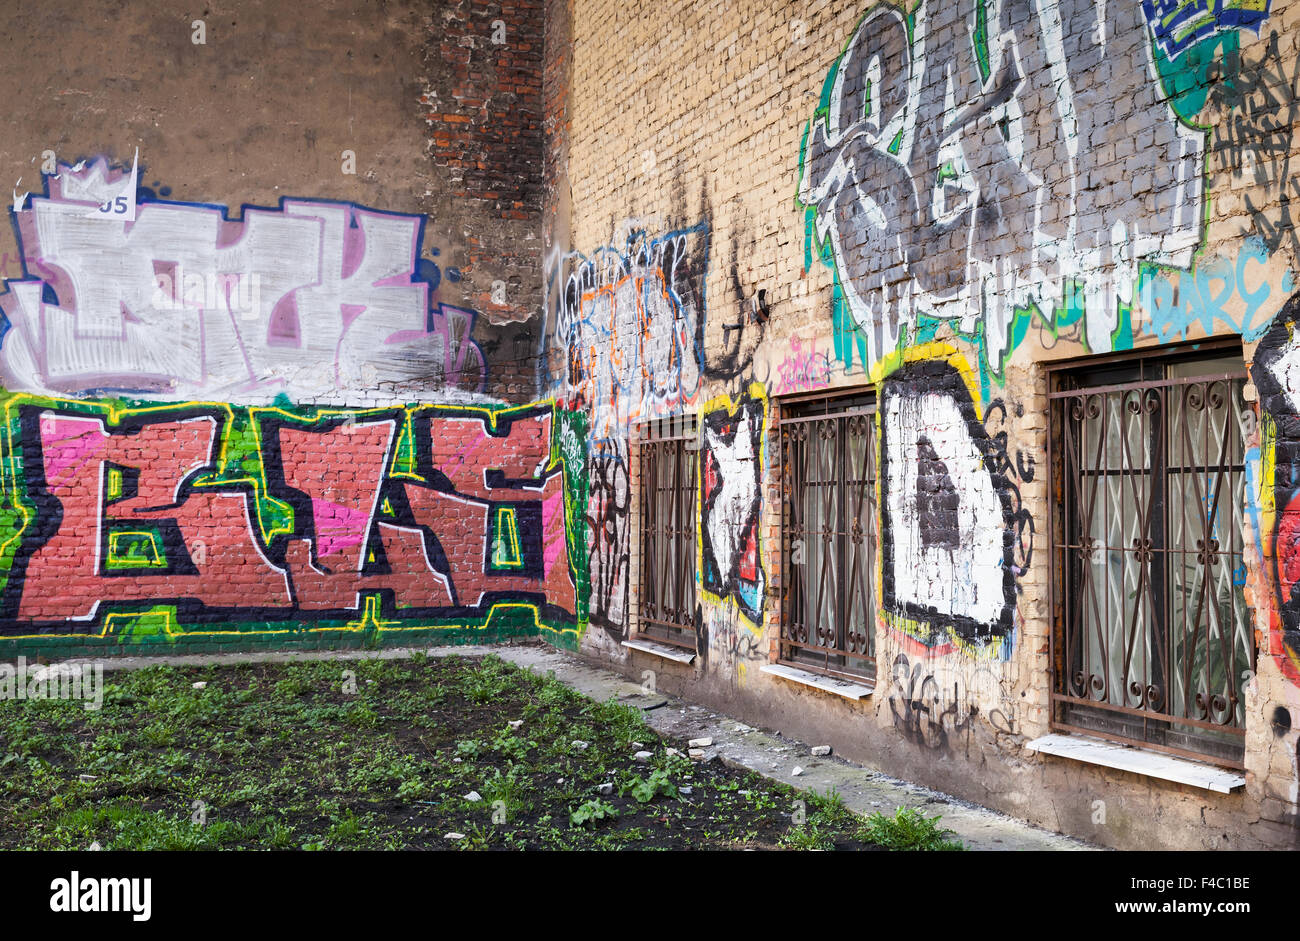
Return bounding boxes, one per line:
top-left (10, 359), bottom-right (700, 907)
top-left (634, 416), bottom-right (699, 652)
top-left (1049, 347), bottom-right (1255, 768)
top-left (778, 391), bottom-right (877, 683)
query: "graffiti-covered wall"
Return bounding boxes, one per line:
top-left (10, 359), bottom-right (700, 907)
top-left (547, 0), bottom-right (1300, 850)
top-left (0, 0), bottom-right (587, 658)
top-left (10, 0), bottom-right (1300, 850)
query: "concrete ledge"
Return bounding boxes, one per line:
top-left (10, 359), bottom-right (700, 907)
top-left (760, 663), bottom-right (873, 700)
top-left (1025, 733), bottom-right (1245, 794)
top-left (621, 638), bottom-right (696, 664)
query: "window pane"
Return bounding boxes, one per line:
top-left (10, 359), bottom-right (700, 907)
top-left (780, 395), bottom-right (876, 681)
top-left (1056, 350), bottom-right (1252, 765)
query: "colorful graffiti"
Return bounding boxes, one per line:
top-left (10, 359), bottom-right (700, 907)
top-left (1250, 291), bottom-right (1300, 681)
top-left (544, 223), bottom-right (708, 448)
top-left (879, 350), bottom-right (1019, 656)
top-left (543, 223), bottom-right (709, 635)
top-left (0, 394), bottom-right (584, 642)
top-left (1, 158), bottom-right (485, 404)
top-left (699, 386), bottom-right (767, 627)
top-left (1142, 0), bottom-right (1271, 60)
top-left (798, 0), bottom-right (1207, 381)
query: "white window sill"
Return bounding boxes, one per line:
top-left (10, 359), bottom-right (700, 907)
top-left (621, 638), bottom-right (696, 664)
top-left (1025, 733), bottom-right (1245, 794)
top-left (760, 663), bottom-right (873, 700)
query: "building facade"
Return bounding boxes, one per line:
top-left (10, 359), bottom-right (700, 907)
top-left (2, 0), bottom-right (1299, 849)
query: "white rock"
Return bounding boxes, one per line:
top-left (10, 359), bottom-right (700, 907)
top-left (508, 720), bottom-right (523, 730)
top-left (811, 745), bottom-right (832, 757)
top-left (634, 750), bottom-right (652, 763)
top-left (688, 748), bottom-right (706, 760)
top-left (556, 778), bottom-right (565, 785)
top-left (792, 766), bottom-right (805, 776)
top-left (688, 737), bottom-right (712, 748)
top-left (88, 841), bottom-right (101, 851)
top-left (571, 739), bottom-right (589, 751)
top-left (192, 681), bottom-right (207, 690)
top-left (445, 832), bottom-right (466, 841)
top-left (680, 786), bottom-right (693, 796)
top-left (597, 783), bottom-right (614, 796)
top-left (631, 741), bottom-right (645, 750)
top-left (666, 747), bottom-right (682, 757)
top-left (465, 791), bottom-right (482, 802)
top-left (452, 757), bottom-right (463, 763)
top-left (78, 774), bottom-right (97, 784)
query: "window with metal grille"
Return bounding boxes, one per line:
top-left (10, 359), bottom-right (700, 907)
top-left (1048, 346), bottom-right (1255, 768)
top-left (778, 390), bottom-right (877, 683)
top-left (635, 415), bottom-right (699, 652)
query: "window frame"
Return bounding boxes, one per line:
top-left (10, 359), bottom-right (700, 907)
top-left (1046, 339), bottom-right (1255, 770)
top-left (633, 414), bottom-right (700, 654)
top-left (776, 386), bottom-right (879, 685)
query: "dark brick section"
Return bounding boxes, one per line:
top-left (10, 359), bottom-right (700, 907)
top-left (421, 0), bottom-right (545, 330)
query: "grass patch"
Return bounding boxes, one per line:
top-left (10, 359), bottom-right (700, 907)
top-left (0, 651), bottom-right (956, 850)
top-left (860, 806), bottom-right (965, 851)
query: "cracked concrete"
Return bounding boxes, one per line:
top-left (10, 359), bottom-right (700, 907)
top-left (69, 640), bottom-right (1097, 851)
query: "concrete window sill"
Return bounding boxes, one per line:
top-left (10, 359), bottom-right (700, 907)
top-left (760, 663), bottom-right (874, 700)
top-left (1025, 733), bottom-right (1246, 794)
top-left (620, 638), bottom-right (696, 664)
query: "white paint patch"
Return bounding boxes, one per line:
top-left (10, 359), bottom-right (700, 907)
top-left (885, 389), bottom-right (1006, 627)
top-left (704, 407), bottom-right (758, 585)
top-left (1267, 326), bottom-right (1300, 413)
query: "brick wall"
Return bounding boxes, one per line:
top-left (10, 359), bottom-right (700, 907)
top-left (5, 0), bottom-right (1300, 851)
top-left (0, 0), bottom-right (567, 659)
top-left (545, 0), bottom-right (1300, 850)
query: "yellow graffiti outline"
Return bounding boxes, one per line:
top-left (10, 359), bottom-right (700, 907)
top-left (105, 466), bottom-right (123, 502)
top-left (0, 598), bottom-right (582, 643)
top-left (491, 505), bottom-right (524, 569)
top-left (105, 529), bottom-right (166, 569)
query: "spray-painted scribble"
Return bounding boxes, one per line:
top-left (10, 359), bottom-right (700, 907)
top-left (981, 399), bottom-right (1035, 582)
top-left (0, 158), bottom-right (485, 404)
top-left (1207, 31), bottom-right (1300, 265)
top-left (798, 0), bottom-right (1204, 378)
top-left (1140, 238), bottom-right (1292, 343)
top-left (585, 448), bottom-right (629, 634)
top-left (773, 334), bottom-right (833, 395)
top-left (700, 388), bottom-right (766, 626)
top-left (880, 356), bottom-right (1017, 655)
top-left (887, 651), bottom-right (1019, 750)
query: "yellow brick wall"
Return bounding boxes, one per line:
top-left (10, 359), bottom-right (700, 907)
top-left (547, 0), bottom-right (1300, 848)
